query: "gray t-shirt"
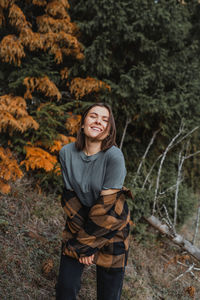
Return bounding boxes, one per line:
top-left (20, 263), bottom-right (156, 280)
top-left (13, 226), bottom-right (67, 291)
top-left (59, 142), bottom-right (127, 207)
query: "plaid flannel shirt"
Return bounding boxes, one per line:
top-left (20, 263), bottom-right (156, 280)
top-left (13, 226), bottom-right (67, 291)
top-left (61, 186), bottom-right (133, 269)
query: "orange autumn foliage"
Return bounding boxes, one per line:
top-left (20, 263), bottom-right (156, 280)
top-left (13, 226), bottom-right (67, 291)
top-left (0, 6), bottom-right (5, 26)
top-left (0, 0), bottom-right (15, 9)
top-left (9, 4), bottom-right (31, 31)
top-left (33, 134), bottom-right (76, 153)
top-left (164, 254), bottom-right (191, 270)
top-left (23, 76), bottom-right (61, 100)
top-left (0, 180), bottom-right (11, 194)
top-left (19, 27), bottom-right (44, 51)
top-left (49, 135), bottom-right (76, 152)
top-left (45, 1), bottom-right (69, 18)
top-left (0, 147), bottom-right (23, 194)
top-left (60, 67), bottom-right (69, 80)
top-left (42, 258), bottom-right (54, 274)
top-left (70, 77), bottom-right (111, 99)
top-left (24, 136), bottom-right (75, 176)
top-left (32, 0), bottom-right (47, 6)
top-left (0, 34), bottom-right (25, 66)
top-left (0, 147), bottom-right (23, 181)
top-left (58, 134), bottom-right (76, 144)
top-left (0, 1), bottom-right (110, 190)
top-left (65, 112), bottom-right (81, 135)
top-left (60, 0), bottom-right (70, 9)
top-left (185, 286), bottom-right (195, 299)
top-left (0, 94), bottom-right (39, 135)
top-left (50, 31), bottom-right (84, 61)
top-left (0, 2), bottom-right (83, 65)
top-left (37, 14), bottom-right (74, 34)
top-left (21, 146), bottom-right (58, 172)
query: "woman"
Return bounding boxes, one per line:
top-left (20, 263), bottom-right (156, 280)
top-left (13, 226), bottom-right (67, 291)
top-left (56, 103), bottom-right (132, 300)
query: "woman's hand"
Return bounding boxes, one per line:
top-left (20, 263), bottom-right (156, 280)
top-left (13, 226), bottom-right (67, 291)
top-left (79, 254), bottom-right (94, 265)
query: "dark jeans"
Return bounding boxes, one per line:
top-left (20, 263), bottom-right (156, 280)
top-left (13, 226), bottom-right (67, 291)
top-left (56, 254), bottom-right (125, 300)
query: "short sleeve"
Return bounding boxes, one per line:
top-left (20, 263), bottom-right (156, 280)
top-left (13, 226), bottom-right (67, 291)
top-left (59, 147), bottom-right (66, 172)
top-left (102, 150), bottom-right (127, 190)
top-left (59, 146), bottom-right (73, 190)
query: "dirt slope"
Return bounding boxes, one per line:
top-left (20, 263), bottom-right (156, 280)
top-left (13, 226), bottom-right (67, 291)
top-left (0, 178), bottom-right (200, 300)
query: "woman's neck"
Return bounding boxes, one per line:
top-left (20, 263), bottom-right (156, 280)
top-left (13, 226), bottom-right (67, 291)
top-left (83, 139), bottom-right (102, 156)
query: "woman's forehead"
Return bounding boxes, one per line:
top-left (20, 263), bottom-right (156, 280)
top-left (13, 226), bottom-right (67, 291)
top-left (88, 106), bottom-right (109, 117)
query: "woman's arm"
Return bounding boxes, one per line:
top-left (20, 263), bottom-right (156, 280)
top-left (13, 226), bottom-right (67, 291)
top-left (79, 189), bottom-right (121, 264)
top-left (65, 189), bottom-right (131, 258)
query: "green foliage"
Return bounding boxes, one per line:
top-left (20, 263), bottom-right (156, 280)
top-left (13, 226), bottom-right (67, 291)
top-left (70, 1), bottom-right (200, 198)
top-left (1, 0), bottom-right (200, 244)
top-left (70, 0), bottom-right (200, 133)
top-left (34, 168), bottom-right (64, 195)
top-left (31, 103), bottom-right (71, 144)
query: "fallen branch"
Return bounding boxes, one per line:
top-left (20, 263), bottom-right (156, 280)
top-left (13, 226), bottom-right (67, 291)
top-left (172, 263), bottom-right (194, 282)
top-left (144, 215), bottom-right (200, 262)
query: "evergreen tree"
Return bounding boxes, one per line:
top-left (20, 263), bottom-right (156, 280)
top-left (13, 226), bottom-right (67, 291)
top-left (69, 0), bottom-right (200, 225)
top-left (69, 0), bottom-right (200, 157)
top-left (0, 0), bottom-right (109, 193)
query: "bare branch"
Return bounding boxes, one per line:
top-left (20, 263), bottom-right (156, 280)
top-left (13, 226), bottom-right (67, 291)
top-left (142, 126), bottom-right (199, 191)
top-left (135, 129), bottom-right (160, 180)
top-left (142, 154), bottom-right (161, 190)
top-left (177, 261), bottom-right (200, 271)
top-left (174, 147), bottom-right (200, 227)
top-left (190, 271), bottom-right (200, 283)
top-left (173, 264), bottom-right (194, 282)
top-left (119, 117), bottom-right (131, 150)
top-left (192, 206), bottom-right (200, 245)
top-left (162, 204), bottom-right (176, 235)
top-left (174, 150), bottom-right (184, 227)
top-left (159, 182), bottom-right (183, 196)
top-left (184, 150), bottom-right (200, 160)
top-left (173, 126), bottom-right (199, 148)
top-left (153, 126), bottom-right (184, 214)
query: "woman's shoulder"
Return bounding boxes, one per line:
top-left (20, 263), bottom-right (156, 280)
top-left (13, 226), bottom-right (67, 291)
top-left (59, 142), bottom-right (76, 156)
top-left (105, 145), bottom-right (124, 158)
top-left (104, 146), bottom-right (126, 174)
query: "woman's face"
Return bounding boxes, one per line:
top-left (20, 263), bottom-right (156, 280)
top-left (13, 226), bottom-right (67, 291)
top-left (82, 106), bottom-right (110, 141)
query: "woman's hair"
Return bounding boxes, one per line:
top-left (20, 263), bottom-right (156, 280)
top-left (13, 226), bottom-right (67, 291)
top-left (75, 103), bottom-right (117, 151)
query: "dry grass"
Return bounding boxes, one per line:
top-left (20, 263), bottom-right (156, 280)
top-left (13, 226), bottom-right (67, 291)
top-left (0, 178), bottom-right (200, 300)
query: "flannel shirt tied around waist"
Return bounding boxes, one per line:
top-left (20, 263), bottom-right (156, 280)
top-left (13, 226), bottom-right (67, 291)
top-left (61, 186), bottom-right (134, 270)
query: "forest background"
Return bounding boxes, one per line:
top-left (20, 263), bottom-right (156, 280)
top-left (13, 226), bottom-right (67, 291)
top-left (1, 0), bottom-right (200, 299)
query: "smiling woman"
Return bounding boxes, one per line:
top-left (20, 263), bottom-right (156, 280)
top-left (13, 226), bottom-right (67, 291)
top-left (84, 109), bottom-right (109, 129)
top-left (56, 103), bottom-right (130, 300)
top-left (81, 107), bottom-right (110, 154)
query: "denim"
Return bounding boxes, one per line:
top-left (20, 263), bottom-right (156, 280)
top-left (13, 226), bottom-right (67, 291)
top-left (56, 255), bottom-right (125, 300)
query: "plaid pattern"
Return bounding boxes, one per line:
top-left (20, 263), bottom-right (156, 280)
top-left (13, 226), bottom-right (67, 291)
top-left (61, 186), bottom-right (133, 269)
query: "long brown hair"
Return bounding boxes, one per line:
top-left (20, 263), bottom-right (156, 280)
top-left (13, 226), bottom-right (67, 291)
top-left (75, 103), bottom-right (117, 151)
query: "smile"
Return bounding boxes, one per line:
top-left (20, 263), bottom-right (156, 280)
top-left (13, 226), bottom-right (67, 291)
top-left (90, 127), bottom-right (102, 132)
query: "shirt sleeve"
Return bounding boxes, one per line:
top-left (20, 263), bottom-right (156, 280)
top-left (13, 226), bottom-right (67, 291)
top-left (102, 150), bottom-right (127, 190)
top-left (59, 146), bottom-right (73, 190)
top-left (65, 190), bottom-right (130, 257)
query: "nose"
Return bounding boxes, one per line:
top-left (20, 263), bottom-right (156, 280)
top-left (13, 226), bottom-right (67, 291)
top-left (95, 117), bottom-right (102, 124)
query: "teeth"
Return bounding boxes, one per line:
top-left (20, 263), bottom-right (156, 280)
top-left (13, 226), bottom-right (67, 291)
top-left (91, 127), bottom-right (101, 132)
